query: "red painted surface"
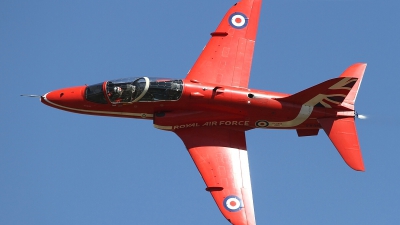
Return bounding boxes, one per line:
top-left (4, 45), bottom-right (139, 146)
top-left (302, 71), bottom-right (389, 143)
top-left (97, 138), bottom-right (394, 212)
top-left (319, 117), bottom-right (365, 171)
top-left (39, 0), bottom-right (367, 224)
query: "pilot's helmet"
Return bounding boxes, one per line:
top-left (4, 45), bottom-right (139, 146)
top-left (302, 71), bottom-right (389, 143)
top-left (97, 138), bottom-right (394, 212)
top-left (114, 86), bottom-right (122, 95)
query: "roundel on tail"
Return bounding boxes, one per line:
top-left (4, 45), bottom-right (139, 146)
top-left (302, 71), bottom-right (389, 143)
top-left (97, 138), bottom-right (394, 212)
top-left (223, 195), bottom-right (243, 212)
top-left (228, 12), bottom-right (248, 29)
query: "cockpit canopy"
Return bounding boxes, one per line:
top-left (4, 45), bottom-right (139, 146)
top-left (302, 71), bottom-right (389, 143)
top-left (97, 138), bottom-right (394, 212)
top-left (85, 77), bottom-right (183, 104)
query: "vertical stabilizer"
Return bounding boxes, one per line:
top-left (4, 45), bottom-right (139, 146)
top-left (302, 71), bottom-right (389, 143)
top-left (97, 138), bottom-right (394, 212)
top-left (339, 63), bottom-right (367, 110)
top-left (318, 117), bottom-right (365, 171)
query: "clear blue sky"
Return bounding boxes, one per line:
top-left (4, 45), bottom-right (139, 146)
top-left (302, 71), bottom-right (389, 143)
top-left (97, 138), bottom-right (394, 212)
top-left (1, 0), bottom-right (399, 224)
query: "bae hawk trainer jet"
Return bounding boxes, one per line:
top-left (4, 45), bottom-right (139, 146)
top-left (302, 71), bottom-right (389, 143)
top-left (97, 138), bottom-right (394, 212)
top-left (35, 0), bottom-right (366, 224)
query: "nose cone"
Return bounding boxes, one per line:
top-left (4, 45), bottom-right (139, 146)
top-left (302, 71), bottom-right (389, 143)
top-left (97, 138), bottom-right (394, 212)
top-left (42, 86), bottom-right (86, 109)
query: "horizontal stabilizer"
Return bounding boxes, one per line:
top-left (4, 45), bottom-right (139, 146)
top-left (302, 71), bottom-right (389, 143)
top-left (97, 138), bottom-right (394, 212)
top-left (318, 117), bottom-right (365, 171)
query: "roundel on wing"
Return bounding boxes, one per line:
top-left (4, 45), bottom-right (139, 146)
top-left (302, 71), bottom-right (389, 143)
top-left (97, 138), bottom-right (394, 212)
top-left (228, 12), bottom-right (248, 29)
top-left (223, 195), bottom-right (243, 212)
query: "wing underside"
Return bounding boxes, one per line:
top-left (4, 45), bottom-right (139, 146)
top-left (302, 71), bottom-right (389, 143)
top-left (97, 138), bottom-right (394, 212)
top-left (185, 0), bottom-right (262, 88)
top-left (174, 127), bottom-right (255, 225)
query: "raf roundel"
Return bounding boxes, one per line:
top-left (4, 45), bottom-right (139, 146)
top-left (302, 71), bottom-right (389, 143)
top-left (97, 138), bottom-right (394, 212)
top-left (256, 120), bottom-right (269, 127)
top-left (228, 12), bottom-right (248, 29)
top-left (223, 195), bottom-right (243, 212)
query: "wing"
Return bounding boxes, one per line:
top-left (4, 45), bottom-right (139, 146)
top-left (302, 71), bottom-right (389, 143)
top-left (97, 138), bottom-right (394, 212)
top-left (174, 127), bottom-right (255, 225)
top-left (185, 0), bottom-right (262, 88)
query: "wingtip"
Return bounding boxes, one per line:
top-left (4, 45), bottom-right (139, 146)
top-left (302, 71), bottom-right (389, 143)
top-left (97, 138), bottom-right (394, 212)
top-left (346, 156), bottom-right (365, 172)
top-left (351, 164), bottom-right (365, 172)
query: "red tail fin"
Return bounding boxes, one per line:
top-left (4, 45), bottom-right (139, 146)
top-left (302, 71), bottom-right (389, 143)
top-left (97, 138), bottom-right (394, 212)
top-left (339, 63), bottom-right (367, 110)
top-left (318, 117), bottom-right (365, 171)
top-left (276, 77), bottom-right (359, 109)
top-left (277, 63), bottom-right (367, 171)
top-left (276, 63), bottom-right (367, 110)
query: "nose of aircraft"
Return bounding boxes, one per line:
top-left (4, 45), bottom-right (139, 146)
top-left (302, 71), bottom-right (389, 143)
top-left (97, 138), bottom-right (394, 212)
top-left (41, 86), bottom-right (86, 109)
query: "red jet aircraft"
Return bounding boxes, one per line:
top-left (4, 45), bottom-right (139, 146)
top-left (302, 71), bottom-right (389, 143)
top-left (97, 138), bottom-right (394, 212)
top-left (38, 0), bottom-right (366, 224)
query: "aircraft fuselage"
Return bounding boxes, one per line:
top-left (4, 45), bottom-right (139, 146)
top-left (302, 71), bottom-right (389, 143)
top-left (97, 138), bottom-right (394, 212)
top-left (41, 77), bottom-right (341, 132)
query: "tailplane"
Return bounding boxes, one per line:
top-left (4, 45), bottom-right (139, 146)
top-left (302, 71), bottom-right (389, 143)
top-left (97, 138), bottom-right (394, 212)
top-left (318, 117), bottom-right (365, 171)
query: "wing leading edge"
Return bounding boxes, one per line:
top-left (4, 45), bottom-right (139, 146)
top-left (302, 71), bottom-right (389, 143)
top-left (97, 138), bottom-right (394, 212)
top-left (186, 0), bottom-right (262, 88)
top-left (174, 127), bottom-right (255, 225)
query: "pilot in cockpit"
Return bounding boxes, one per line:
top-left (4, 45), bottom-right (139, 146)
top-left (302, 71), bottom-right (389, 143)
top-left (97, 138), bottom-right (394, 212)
top-left (108, 86), bottom-right (123, 102)
top-left (120, 84), bottom-right (136, 102)
top-left (108, 84), bottom-right (136, 103)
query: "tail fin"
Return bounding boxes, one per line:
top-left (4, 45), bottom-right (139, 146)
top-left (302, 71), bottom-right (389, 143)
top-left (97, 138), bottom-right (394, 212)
top-left (338, 63), bottom-right (367, 110)
top-left (277, 63), bottom-right (367, 171)
top-left (277, 77), bottom-right (359, 109)
top-left (277, 63), bottom-right (367, 110)
top-left (318, 117), bottom-right (365, 171)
